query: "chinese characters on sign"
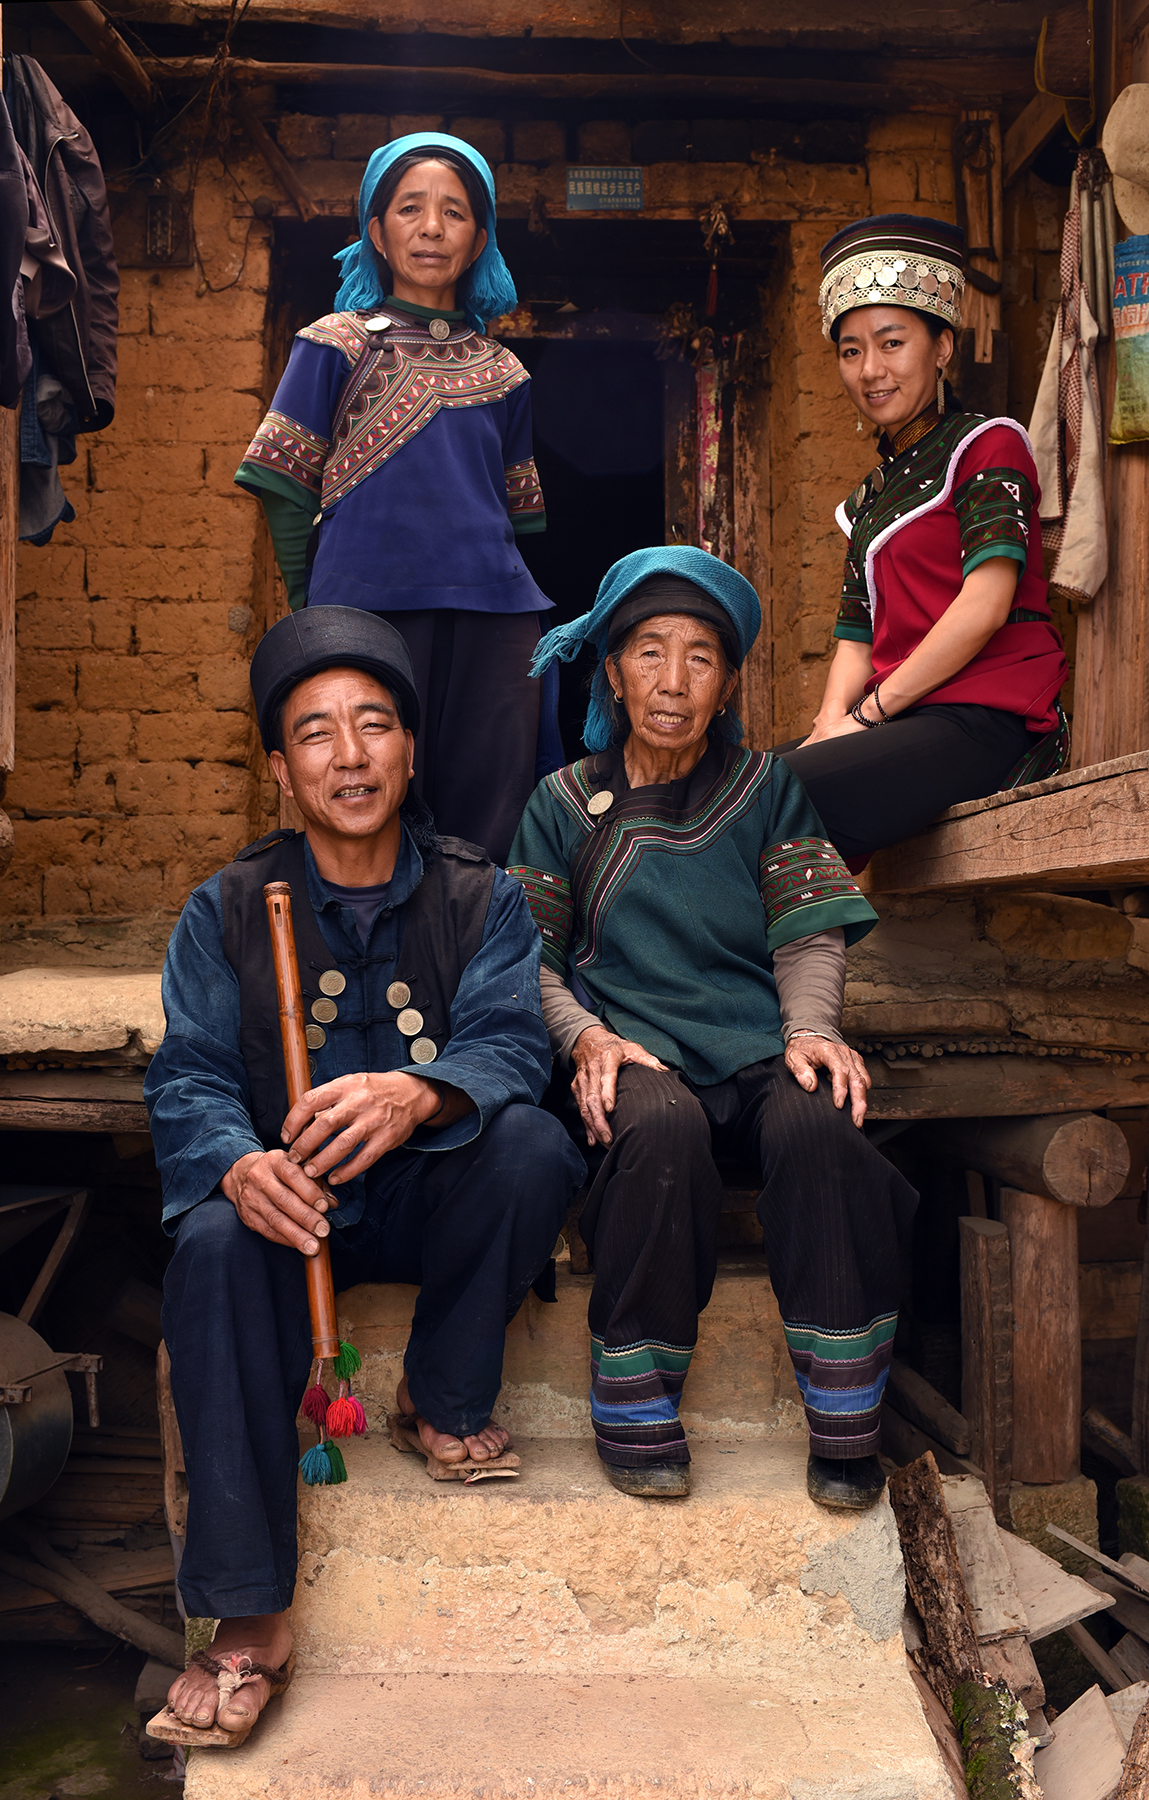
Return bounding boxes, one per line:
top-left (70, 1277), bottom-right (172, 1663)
top-left (565, 167), bottom-right (644, 211)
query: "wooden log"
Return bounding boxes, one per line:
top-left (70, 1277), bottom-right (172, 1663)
top-left (1118, 1693), bottom-right (1149, 1800)
top-left (1002, 1189), bottom-right (1080, 1484)
top-left (960, 1216), bottom-right (1013, 1522)
top-left (866, 1052), bottom-right (1149, 1122)
top-left (943, 1114), bottom-right (1130, 1208)
top-left (1133, 1215), bottom-right (1149, 1474)
top-left (1084, 1405), bottom-right (1139, 1473)
top-left (1003, 91), bottom-right (1066, 186)
top-left (0, 1537), bottom-right (183, 1666)
top-left (881, 1402), bottom-right (985, 1479)
top-left (232, 92), bottom-right (317, 223)
top-left (951, 1680), bottom-right (1042, 1800)
top-left (46, 0), bottom-right (160, 114)
top-left (888, 1452), bottom-right (983, 1705)
top-left (156, 1342), bottom-right (187, 1540)
top-left (886, 1359), bottom-right (972, 1457)
top-left (861, 752), bottom-right (1149, 895)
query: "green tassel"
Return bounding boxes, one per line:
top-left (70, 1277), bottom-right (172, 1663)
top-left (333, 1339), bottom-right (361, 1381)
top-left (325, 1440), bottom-right (348, 1483)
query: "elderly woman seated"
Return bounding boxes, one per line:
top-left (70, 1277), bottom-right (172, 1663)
top-left (508, 547), bottom-right (918, 1509)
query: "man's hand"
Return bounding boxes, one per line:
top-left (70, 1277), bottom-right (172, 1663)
top-left (222, 1149), bottom-right (334, 1255)
top-left (570, 1024), bottom-right (668, 1148)
top-left (784, 1034), bottom-right (870, 1128)
top-left (281, 1071), bottom-right (471, 1184)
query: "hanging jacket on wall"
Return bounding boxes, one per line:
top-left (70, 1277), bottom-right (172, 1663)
top-left (3, 54), bottom-right (117, 431)
top-left (0, 92), bottom-right (30, 408)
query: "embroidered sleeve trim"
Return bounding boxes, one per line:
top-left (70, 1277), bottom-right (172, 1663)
top-left (954, 464), bottom-right (1034, 569)
top-left (506, 865), bottom-right (573, 974)
top-left (759, 837), bottom-right (865, 936)
top-left (505, 456), bottom-right (546, 525)
top-left (240, 409), bottom-right (330, 499)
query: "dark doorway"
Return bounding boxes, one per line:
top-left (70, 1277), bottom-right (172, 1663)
top-left (513, 333), bottom-right (665, 759)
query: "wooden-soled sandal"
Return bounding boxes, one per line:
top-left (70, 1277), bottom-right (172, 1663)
top-left (145, 1647), bottom-right (296, 1748)
top-left (385, 1411), bottom-right (520, 1482)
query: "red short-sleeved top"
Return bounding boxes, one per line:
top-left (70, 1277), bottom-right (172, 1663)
top-left (833, 415), bottom-right (1067, 733)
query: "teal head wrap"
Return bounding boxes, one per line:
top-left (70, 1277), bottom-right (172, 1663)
top-left (530, 546), bottom-right (762, 753)
top-left (333, 132), bottom-right (516, 334)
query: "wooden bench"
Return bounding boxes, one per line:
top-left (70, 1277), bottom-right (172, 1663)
top-left (860, 752), bottom-right (1149, 895)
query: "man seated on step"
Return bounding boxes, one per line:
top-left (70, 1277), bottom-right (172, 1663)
top-left (143, 606), bottom-right (585, 1746)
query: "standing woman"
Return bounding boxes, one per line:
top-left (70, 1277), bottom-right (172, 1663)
top-left (778, 215), bottom-right (1068, 868)
top-left (236, 132), bottom-right (558, 863)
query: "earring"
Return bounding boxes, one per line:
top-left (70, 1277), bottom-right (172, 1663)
top-left (856, 410), bottom-right (865, 435)
top-left (936, 366), bottom-right (946, 412)
top-left (717, 706), bottom-right (726, 716)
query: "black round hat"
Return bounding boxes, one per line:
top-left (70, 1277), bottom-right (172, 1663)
top-left (250, 607), bottom-right (420, 752)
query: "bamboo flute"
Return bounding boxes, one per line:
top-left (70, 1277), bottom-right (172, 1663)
top-left (264, 880), bottom-right (340, 1360)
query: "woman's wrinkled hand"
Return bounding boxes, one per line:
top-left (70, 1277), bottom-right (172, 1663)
top-left (570, 1025), bottom-right (668, 1148)
top-left (784, 1034), bottom-right (871, 1128)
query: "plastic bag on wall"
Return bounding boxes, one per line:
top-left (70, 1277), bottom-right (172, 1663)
top-left (1112, 235), bottom-right (1149, 444)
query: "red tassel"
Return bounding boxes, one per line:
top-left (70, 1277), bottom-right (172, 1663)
top-left (326, 1394), bottom-right (358, 1438)
top-left (301, 1383), bottom-right (329, 1429)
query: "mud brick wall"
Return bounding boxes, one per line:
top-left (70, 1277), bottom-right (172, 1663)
top-left (5, 156), bottom-right (279, 967)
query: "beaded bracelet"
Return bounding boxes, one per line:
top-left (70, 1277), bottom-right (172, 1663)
top-left (849, 697), bottom-right (882, 729)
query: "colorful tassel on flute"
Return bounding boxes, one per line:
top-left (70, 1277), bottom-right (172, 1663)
top-left (299, 1440), bottom-right (348, 1485)
top-left (325, 1383), bottom-right (367, 1439)
top-left (298, 1342), bottom-right (365, 1482)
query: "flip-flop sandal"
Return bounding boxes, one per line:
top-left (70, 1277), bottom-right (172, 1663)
top-left (385, 1411), bottom-right (520, 1483)
top-left (145, 1648), bottom-right (296, 1748)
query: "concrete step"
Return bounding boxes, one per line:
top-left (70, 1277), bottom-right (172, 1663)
top-left (290, 1436), bottom-right (907, 1677)
top-left (337, 1254), bottom-right (804, 1442)
top-left (183, 1668), bottom-right (951, 1800)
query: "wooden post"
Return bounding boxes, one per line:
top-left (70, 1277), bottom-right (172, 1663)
top-left (0, 2), bottom-right (16, 879)
top-left (1001, 1187), bottom-right (1081, 1484)
top-left (942, 1113), bottom-right (1130, 1208)
top-left (960, 1217), bottom-right (1013, 1524)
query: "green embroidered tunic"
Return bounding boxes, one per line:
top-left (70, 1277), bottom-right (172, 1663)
top-left (508, 738), bottom-right (877, 1087)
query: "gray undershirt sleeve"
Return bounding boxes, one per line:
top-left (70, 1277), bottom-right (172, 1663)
top-left (539, 962), bottom-right (602, 1066)
top-left (774, 927), bottom-right (847, 1045)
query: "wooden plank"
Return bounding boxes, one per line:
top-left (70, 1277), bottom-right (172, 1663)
top-left (1032, 1684), bottom-right (1126, 1800)
top-left (960, 1217), bottom-right (1013, 1522)
top-left (1134, 1215), bottom-right (1149, 1472)
top-left (881, 1403), bottom-right (986, 1480)
top-left (887, 1358), bottom-right (972, 1456)
top-left (978, 1634), bottom-right (1045, 1710)
top-left (0, 1546), bottom-right (174, 1615)
top-left (1091, 1572), bottom-right (1149, 1639)
top-left (941, 1475), bottom-right (1029, 1640)
top-left (1109, 1681), bottom-right (1149, 1748)
top-left (1003, 91), bottom-right (1066, 186)
top-left (905, 1659), bottom-right (969, 1800)
top-left (865, 1053), bottom-right (1149, 1122)
top-left (861, 757), bottom-right (1149, 895)
top-left (0, 1071), bottom-right (147, 1102)
top-left (0, 1098), bottom-right (151, 1133)
top-left (1047, 1525), bottom-right (1149, 1596)
top-left (1002, 1188), bottom-right (1080, 1484)
top-left (1000, 1530), bottom-right (1116, 1640)
top-left (1114, 1631), bottom-right (1149, 1685)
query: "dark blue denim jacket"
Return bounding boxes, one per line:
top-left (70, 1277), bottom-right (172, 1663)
top-left (145, 828), bottom-right (551, 1233)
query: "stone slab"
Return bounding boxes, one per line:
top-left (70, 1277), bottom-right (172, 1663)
top-left (292, 1436), bottom-right (907, 1675)
top-left (0, 967), bottom-right (164, 1059)
top-left (338, 1258), bottom-right (805, 1441)
top-left (183, 1669), bottom-right (951, 1800)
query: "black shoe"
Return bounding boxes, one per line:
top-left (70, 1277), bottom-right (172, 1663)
top-left (605, 1461), bottom-right (691, 1497)
top-left (806, 1454), bottom-right (886, 1511)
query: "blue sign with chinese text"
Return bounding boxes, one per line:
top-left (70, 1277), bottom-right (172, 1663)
top-left (565, 166), bottom-right (644, 211)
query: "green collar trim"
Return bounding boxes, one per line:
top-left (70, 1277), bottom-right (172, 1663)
top-left (383, 296), bottom-right (466, 323)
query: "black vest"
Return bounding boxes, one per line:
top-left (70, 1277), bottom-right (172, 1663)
top-left (219, 829), bottom-right (496, 1148)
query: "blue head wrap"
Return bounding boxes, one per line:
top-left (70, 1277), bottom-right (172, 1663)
top-left (332, 133), bottom-right (516, 333)
top-left (530, 546), bottom-right (762, 754)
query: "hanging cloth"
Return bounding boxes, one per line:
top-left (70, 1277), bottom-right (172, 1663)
top-left (1028, 152), bottom-right (1108, 607)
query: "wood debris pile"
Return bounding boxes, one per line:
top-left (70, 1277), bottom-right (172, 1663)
top-left (890, 1451), bottom-right (1149, 1799)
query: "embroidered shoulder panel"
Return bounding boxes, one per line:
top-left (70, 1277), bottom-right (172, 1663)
top-left (555, 747), bottom-right (776, 971)
top-left (322, 332), bottom-right (530, 509)
top-left (298, 312), bottom-right (370, 359)
top-left (835, 414), bottom-right (1035, 613)
top-left (506, 865), bottom-right (572, 975)
top-left (240, 410), bottom-right (330, 499)
top-left (758, 836), bottom-right (861, 937)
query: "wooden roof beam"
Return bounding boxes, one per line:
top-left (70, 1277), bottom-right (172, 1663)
top-left (47, 0), bottom-right (160, 116)
top-left (53, 54), bottom-right (1031, 112)
top-left (1003, 90), bottom-right (1065, 185)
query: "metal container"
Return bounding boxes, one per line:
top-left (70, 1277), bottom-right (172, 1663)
top-left (0, 1312), bottom-right (73, 1522)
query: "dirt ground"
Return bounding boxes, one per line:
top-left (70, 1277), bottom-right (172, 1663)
top-left (0, 1641), bottom-right (180, 1799)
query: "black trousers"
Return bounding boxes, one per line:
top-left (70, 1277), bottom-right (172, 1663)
top-left (380, 609), bottom-right (543, 864)
top-left (163, 1105), bottom-right (584, 1620)
top-left (775, 702), bottom-right (1034, 863)
top-left (578, 1062), bottom-right (917, 1468)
